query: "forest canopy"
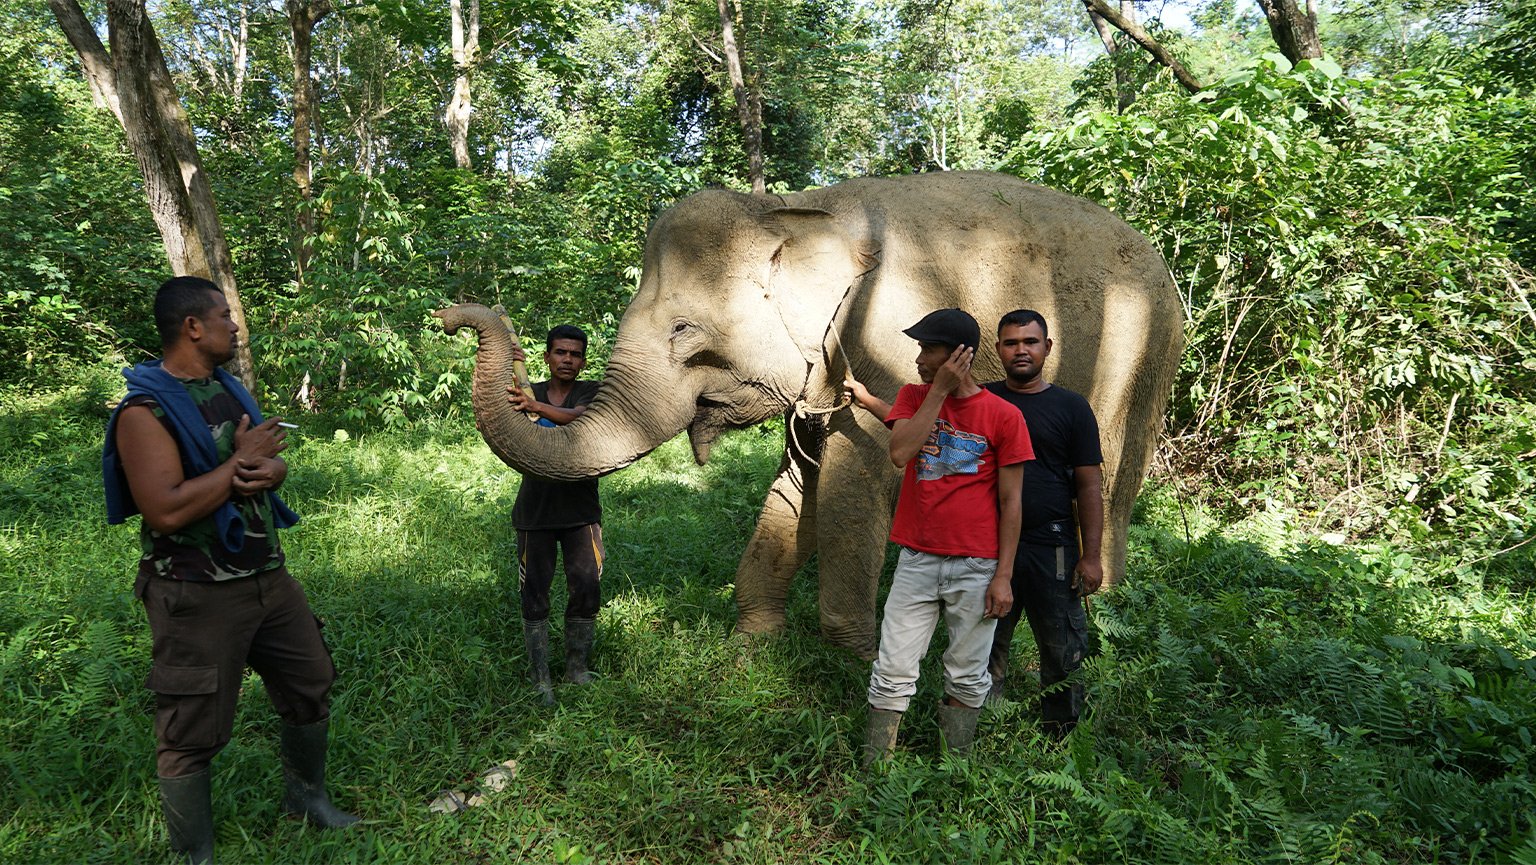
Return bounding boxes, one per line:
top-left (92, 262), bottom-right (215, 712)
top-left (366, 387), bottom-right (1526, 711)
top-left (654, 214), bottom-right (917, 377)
top-left (3, 0), bottom-right (1534, 553)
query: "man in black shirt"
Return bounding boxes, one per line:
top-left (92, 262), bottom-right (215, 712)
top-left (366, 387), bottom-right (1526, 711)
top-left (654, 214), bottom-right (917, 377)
top-left (984, 309), bottom-right (1105, 736)
top-left (507, 325), bottom-right (603, 704)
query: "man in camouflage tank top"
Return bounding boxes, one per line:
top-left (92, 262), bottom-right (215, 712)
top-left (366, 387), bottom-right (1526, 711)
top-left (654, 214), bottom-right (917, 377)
top-left (105, 277), bottom-right (358, 863)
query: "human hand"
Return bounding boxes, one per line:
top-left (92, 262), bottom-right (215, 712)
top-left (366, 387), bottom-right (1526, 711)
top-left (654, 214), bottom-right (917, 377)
top-left (844, 373), bottom-right (872, 407)
top-left (1073, 555), bottom-right (1104, 597)
top-left (510, 343), bottom-right (528, 365)
top-left (984, 572), bottom-right (1012, 619)
top-left (505, 386), bottom-right (541, 413)
top-left (233, 415), bottom-right (287, 463)
top-left (931, 345), bottom-right (974, 395)
top-left (233, 456), bottom-right (286, 495)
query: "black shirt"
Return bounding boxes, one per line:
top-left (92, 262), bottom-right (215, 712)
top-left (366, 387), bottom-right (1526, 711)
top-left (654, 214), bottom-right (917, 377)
top-left (983, 381), bottom-right (1103, 545)
top-left (510, 379), bottom-right (602, 530)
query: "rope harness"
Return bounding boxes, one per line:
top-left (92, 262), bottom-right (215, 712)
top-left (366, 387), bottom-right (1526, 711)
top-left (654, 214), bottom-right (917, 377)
top-left (776, 279), bottom-right (857, 469)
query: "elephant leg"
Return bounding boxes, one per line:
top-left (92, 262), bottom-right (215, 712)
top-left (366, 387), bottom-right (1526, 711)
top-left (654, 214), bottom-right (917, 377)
top-left (813, 410), bottom-right (900, 661)
top-left (733, 413), bottom-right (821, 635)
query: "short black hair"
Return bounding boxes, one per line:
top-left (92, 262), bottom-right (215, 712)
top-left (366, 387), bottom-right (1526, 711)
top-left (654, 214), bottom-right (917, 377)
top-left (154, 276), bottom-right (223, 347)
top-left (546, 324), bottom-right (588, 353)
top-left (997, 309), bottom-right (1049, 340)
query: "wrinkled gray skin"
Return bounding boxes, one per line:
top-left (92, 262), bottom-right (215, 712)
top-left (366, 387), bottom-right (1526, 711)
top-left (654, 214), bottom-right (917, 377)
top-left (436, 170), bottom-right (1182, 660)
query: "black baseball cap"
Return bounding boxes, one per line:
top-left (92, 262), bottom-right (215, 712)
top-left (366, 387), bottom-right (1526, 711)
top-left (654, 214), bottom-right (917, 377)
top-left (903, 308), bottom-right (979, 350)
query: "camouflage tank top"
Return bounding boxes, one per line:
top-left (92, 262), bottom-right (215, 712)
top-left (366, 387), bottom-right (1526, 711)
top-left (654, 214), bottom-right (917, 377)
top-left (124, 377), bottom-right (285, 581)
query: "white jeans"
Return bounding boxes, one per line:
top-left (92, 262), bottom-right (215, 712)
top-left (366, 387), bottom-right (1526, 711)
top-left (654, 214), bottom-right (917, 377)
top-left (867, 547), bottom-right (998, 711)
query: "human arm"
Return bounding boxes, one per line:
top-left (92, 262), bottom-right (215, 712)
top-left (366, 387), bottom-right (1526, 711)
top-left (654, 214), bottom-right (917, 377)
top-left (504, 342), bottom-right (590, 425)
top-left (1073, 463), bottom-right (1105, 595)
top-left (506, 390), bottom-right (588, 425)
top-left (233, 456), bottom-right (288, 495)
top-left (844, 373), bottom-right (892, 420)
top-left (985, 462), bottom-right (1023, 618)
top-left (115, 406), bottom-right (287, 534)
top-left (887, 346), bottom-right (974, 467)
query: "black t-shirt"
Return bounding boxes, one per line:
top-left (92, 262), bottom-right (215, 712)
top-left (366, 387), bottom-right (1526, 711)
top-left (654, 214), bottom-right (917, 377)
top-left (983, 381), bottom-right (1103, 545)
top-left (510, 379), bottom-right (602, 530)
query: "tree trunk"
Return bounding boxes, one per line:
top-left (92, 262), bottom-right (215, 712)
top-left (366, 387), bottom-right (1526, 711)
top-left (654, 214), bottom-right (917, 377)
top-left (446, 0), bottom-right (480, 170)
top-left (1086, 6), bottom-right (1135, 112)
top-left (716, 0), bottom-right (764, 194)
top-left (1255, 0), bottom-right (1323, 64)
top-left (288, 0), bottom-right (331, 280)
top-left (1081, 0), bottom-right (1203, 95)
top-left (49, 0), bottom-right (256, 388)
top-left (48, 0), bottom-right (122, 122)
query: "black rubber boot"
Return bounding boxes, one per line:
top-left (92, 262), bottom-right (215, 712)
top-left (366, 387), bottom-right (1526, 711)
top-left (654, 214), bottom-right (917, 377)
top-left (984, 675), bottom-right (1006, 708)
top-left (938, 702), bottom-right (981, 756)
top-left (861, 707), bottom-right (903, 769)
top-left (564, 617), bottom-right (595, 684)
top-left (524, 619), bottom-right (556, 705)
top-left (159, 770), bottom-right (214, 865)
top-left (279, 719), bottom-right (360, 829)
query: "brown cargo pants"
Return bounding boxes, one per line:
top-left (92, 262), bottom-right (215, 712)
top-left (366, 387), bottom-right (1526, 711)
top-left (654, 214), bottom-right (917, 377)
top-left (137, 567), bottom-right (336, 778)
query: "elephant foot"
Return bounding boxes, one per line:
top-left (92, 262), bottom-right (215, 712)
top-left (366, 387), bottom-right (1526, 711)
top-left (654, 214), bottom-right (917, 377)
top-left (819, 621), bottom-right (877, 662)
top-left (733, 611), bottom-right (787, 636)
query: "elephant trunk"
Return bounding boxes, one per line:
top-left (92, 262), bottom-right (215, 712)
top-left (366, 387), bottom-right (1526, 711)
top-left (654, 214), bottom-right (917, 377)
top-left (434, 303), bottom-right (691, 480)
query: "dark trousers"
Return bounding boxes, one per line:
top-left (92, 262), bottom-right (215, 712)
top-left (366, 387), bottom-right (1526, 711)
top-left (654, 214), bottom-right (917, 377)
top-left (988, 542), bottom-right (1088, 730)
top-left (517, 524), bottom-right (603, 622)
top-left (137, 567), bottom-right (335, 778)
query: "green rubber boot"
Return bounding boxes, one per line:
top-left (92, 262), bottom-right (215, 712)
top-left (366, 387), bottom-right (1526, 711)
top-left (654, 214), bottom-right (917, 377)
top-left (861, 707), bottom-right (903, 769)
top-left (524, 619), bottom-right (556, 705)
top-left (564, 617), bottom-right (595, 685)
top-left (159, 770), bottom-right (214, 864)
top-left (280, 719), bottom-right (361, 829)
top-left (938, 703), bottom-right (980, 756)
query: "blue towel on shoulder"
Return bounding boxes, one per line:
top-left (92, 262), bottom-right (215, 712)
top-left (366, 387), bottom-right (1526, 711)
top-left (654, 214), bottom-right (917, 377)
top-left (103, 360), bottom-right (298, 551)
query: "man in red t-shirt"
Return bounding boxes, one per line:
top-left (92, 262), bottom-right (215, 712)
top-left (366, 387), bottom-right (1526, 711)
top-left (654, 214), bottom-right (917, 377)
top-left (857, 308), bottom-right (1033, 765)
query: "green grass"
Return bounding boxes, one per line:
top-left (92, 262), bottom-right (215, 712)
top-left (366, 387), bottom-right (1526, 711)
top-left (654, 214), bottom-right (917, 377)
top-left (2, 374), bottom-right (1535, 863)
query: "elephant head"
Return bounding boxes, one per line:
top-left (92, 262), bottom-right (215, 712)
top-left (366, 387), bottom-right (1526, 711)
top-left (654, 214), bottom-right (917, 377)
top-left (435, 189), bottom-right (879, 480)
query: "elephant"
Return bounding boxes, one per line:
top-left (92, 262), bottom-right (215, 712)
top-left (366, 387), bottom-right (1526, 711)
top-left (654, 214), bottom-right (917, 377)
top-left (436, 170), bottom-right (1182, 661)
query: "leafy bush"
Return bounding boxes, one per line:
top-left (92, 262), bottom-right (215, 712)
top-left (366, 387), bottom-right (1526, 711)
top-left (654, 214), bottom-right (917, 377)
top-left (3, 374), bottom-right (1534, 863)
top-left (1005, 55), bottom-right (1536, 552)
top-left (0, 19), bottom-right (164, 384)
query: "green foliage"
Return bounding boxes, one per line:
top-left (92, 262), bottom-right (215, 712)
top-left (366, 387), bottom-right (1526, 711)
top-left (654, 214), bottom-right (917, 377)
top-left (3, 386), bottom-right (1534, 863)
top-left (255, 169), bottom-right (460, 425)
top-left (1005, 55), bottom-right (1536, 551)
top-left (0, 10), bottom-right (165, 383)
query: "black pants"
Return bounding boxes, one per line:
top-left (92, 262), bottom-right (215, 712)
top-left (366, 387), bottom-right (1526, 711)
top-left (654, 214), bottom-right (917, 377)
top-left (988, 542), bottom-right (1088, 730)
top-left (517, 524), bottom-right (603, 622)
top-left (137, 567), bottom-right (335, 778)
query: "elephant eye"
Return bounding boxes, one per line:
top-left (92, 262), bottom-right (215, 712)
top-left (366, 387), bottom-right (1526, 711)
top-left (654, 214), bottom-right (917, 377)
top-left (670, 320), bottom-right (692, 339)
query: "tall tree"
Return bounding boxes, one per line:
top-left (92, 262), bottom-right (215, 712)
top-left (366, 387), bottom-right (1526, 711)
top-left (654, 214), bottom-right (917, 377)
top-left (1254, 0), bottom-right (1322, 64)
top-left (1080, 0), bottom-right (1203, 94)
top-left (49, 0), bottom-right (256, 386)
top-left (715, 0), bottom-right (764, 192)
top-left (1085, 1), bottom-right (1135, 112)
top-left (445, 0), bottom-right (480, 169)
top-left (288, 0), bottom-right (330, 278)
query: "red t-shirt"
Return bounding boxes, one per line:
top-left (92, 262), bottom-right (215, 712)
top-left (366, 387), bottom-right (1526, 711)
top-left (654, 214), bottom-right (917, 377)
top-left (885, 384), bottom-right (1035, 558)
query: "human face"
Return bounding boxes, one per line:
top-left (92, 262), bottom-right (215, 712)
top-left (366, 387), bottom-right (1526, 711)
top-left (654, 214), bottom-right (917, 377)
top-left (545, 338), bottom-right (587, 384)
top-left (195, 290), bottom-right (239, 365)
top-left (913, 341), bottom-right (954, 385)
top-left (996, 321), bottom-right (1050, 388)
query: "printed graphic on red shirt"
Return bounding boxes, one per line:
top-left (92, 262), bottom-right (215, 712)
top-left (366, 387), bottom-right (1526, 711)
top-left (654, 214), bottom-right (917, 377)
top-left (917, 419), bottom-right (989, 480)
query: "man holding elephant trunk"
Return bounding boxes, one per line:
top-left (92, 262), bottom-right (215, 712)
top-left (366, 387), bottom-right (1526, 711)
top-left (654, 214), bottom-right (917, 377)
top-left (506, 325), bottom-right (604, 705)
top-left (850, 308), bottom-right (1033, 764)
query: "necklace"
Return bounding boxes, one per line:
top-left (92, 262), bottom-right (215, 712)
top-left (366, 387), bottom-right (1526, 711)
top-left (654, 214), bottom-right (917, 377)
top-left (161, 360), bottom-right (206, 380)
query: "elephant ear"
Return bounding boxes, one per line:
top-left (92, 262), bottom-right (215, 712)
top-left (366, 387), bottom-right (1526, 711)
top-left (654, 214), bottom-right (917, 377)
top-left (759, 206), bottom-right (881, 366)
